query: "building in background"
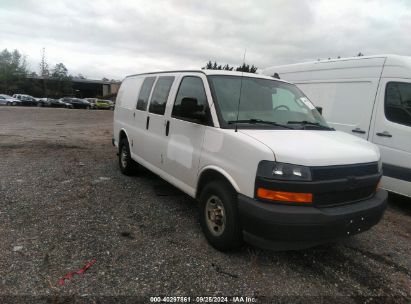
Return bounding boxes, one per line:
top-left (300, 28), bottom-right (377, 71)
top-left (25, 75), bottom-right (121, 99)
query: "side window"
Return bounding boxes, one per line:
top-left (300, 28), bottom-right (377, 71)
top-left (137, 77), bottom-right (155, 111)
top-left (172, 76), bottom-right (209, 124)
top-left (385, 82), bottom-right (411, 127)
top-left (148, 76), bottom-right (175, 115)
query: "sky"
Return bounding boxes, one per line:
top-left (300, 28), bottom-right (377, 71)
top-left (1, 0), bottom-right (410, 80)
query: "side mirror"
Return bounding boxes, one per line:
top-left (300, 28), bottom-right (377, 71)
top-left (316, 106), bottom-right (323, 115)
top-left (181, 97), bottom-right (206, 122)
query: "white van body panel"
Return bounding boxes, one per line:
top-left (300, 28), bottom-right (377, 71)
top-left (381, 56), bottom-right (411, 79)
top-left (197, 164), bottom-right (241, 193)
top-left (262, 55), bottom-right (411, 197)
top-left (199, 128), bottom-right (275, 198)
top-left (163, 73), bottom-right (211, 194)
top-left (240, 130), bottom-right (380, 166)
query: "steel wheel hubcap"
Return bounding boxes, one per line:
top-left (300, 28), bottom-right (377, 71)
top-left (205, 195), bottom-right (226, 236)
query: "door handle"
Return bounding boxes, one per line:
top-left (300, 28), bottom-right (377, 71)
top-left (352, 128), bottom-right (366, 134)
top-left (165, 120), bottom-right (170, 136)
top-left (146, 116), bottom-right (150, 129)
top-left (376, 131), bottom-right (392, 138)
top-left (133, 112), bottom-right (135, 118)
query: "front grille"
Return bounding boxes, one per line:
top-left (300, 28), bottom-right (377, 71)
top-left (311, 162), bottom-right (378, 181)
top-left (314, 186), bottom-right (376, 207)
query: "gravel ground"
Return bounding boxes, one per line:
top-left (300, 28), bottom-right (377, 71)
top-left (0, 107), bottom-right (410, 303)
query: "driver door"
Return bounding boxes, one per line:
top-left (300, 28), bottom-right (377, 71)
top-left (163, 74), bottom-right (212, 196)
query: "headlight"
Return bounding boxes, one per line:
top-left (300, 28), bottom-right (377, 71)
top-left (378, 157), bottom-right (383, 173)
top-left (257, 161), bottom-right (312, 181)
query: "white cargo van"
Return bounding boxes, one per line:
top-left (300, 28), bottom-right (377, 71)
top-left (113, 70), bottom-right (387, 251)
top-left (263, 55), bottom-right (411, 198)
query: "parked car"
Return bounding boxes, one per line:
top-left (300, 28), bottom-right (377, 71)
top-left (0, 94), bottom-right (21, 105)
top-left (39, 98), bottom-right (73, 108)
top-left (60, 97), bottom-right (91, 109)
top-left (262, 54), bottom-right (411, 198)
top-left (113, 70), bottom-right (387, 251)
top-left (94, 99), bottom-right (114, 110)
top-left (36, 98), bottom-right (50, 107)
top-left (12, 94), bottom-right (38, 106)
top-left (84, 98), bottom-right (97, 109)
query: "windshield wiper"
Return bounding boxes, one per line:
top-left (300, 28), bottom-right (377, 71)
top-left (287, 120), bottom-right (334, 130)
top-left (228, 119), bottom-right (294, 129)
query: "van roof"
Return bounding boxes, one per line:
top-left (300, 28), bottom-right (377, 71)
top-left (125, 69), bottom-right (290, 83)
top-left (263, 54), bottom-right (411, 73)
top-left (262, 54), bottom-right (411, 80)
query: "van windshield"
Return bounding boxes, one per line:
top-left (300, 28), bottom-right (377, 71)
top-left (208, 75), bottom-right (330, 130)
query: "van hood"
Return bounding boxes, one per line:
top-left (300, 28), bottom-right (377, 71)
top-left (240, 129), bottom-right (380, 166)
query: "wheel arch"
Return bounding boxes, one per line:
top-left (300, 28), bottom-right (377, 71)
top-left (119, 128), bottom-right (129, 143)
top-left (196, 166), bottom-right (240, 199)
top-left (118, 128), bottom-right (131, 150)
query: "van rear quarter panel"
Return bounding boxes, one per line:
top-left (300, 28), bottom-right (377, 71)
top-left (113, 76), bottom-right (143, 145)
top-left (199, 128), bottom-right (275, 198)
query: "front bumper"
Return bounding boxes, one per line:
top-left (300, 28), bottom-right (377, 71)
top-left (238, 189), bottom-right (387, 250)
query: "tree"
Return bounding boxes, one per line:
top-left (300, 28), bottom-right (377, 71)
top-left (74, 73), bottom-right (86, 79)
top-left (49, 63), bottom-right (72, 97)
top-left (235, 63), bottom-right (258, 73)
top-left (201, 61), bottom-right (237, 71)
top-left (39, 48), bottom-right (50, 96)
top-left (51, 63), bottom-right (69, 79)
top-left (39, 48), bottom-right (49, 77)
top-left (0, 48), bottom-right (29, 94)
top-left (222, 64), bottom-right (233, 71)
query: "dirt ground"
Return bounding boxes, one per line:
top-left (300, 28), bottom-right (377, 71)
top-left (0, 107), bottom-right (410, 303)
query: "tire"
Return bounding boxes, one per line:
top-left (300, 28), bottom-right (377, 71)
top-left (199, 181), bottom-right (243, 251)
top-left (6, 102), bottom-right (11, 106)
top-left (118, 138), bottom-right (137, 175)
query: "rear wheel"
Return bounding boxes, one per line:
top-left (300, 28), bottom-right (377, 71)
top-left (199, 181), bottom-right (243, 251)
top-left (118, 138), bottom-right (137, 175)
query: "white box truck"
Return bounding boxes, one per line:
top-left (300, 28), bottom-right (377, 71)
top-left (263, 55), bottom-right (411, 198)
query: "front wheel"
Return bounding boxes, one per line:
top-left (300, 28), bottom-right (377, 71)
top-left (118, 138), bottom-right (137, 175)
top-left (199, 181), bottom-right (243, 251)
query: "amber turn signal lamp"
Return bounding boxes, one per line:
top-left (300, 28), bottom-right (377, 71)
top-left (257, 188), bottom-right (313, 203)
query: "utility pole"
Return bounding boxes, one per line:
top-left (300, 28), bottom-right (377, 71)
top-left (39, 48), bottom-right (49, 97)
